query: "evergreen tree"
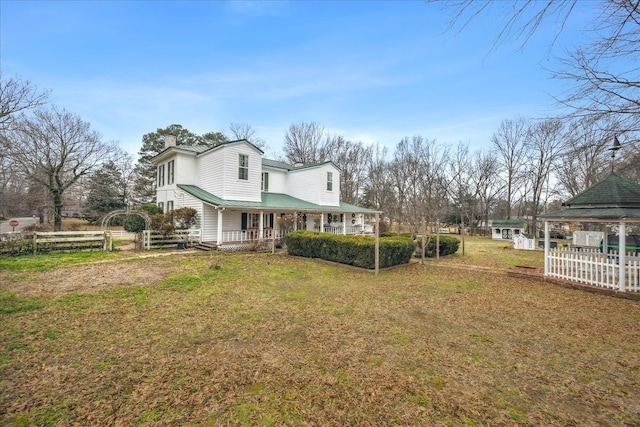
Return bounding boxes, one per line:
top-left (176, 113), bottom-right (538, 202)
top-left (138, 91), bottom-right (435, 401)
top-left (83, 162), bottom-right (127, 223)
top-left (132, 124), bottom-right (227, 204)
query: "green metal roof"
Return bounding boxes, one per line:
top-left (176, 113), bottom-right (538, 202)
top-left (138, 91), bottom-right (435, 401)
top-left (262, 158), bottom-right (294, 170)
top-left (564, 173), bottom-right (640, 207)
top-left (491, 220), bottom-right (525, 228)
top-left (177, 184), bottom-right (379, 213)
top-left (541, 173), bottom-right (640, 221)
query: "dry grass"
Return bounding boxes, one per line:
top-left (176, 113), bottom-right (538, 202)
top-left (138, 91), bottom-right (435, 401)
top-left (1, 239), bottom-right (639, 426)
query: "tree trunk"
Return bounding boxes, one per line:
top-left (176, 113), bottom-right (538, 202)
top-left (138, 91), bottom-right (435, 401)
top-left (52, 190), bottom-right (63, 231)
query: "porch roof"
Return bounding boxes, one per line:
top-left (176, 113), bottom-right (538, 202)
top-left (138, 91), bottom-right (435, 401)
top-left (177, 184), bottom-right (380, 213)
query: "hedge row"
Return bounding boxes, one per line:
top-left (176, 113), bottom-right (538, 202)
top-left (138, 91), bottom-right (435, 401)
top-left (414, 235), bottom-right (460, 257)
top-left (284, 231), bottom-right (414, 269)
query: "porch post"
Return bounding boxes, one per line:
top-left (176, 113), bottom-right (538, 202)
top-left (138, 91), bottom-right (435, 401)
top-left (343, 215), bottom-right (347, 235)
top-left (216, 208), bottom-right (224, 245)
top-left (259, 210), bottom-right (264, 239)
top-left (320, 213), bottom-right (325, 233)
top-left (294, 212), bottom-right (297, 231)
top-left (619, 222), bottom-right (626, 292)
top-left (544, 220), bottom-right (550, 276)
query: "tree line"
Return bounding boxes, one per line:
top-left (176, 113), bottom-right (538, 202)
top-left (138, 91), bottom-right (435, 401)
top-left (0, 74), bottom-right (638, 234)
top-left (2, 0), bottom-right (639, 231)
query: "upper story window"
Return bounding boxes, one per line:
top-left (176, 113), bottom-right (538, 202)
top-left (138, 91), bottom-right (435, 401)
top-left (158, 164), bottom-right (165, 187)
top-left (261, 172), bottom-right (269, 191)
top-left (167, 160), bottom-right (175, 185)
top-left (238, 154), bottom-right (249, 180)
top-left (326, 171), bottom-right (333, 191)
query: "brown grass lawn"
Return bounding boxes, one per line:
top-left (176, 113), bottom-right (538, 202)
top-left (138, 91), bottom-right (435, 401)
top-left (1, 237), bottom-right (639, 426)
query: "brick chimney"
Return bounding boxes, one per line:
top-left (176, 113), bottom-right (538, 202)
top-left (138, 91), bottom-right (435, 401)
top-left (164, 134), bottom-right (177, 148)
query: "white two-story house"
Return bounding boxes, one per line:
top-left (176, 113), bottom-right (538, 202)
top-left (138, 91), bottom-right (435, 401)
top-left (151, 136), bottom-right (379, 248)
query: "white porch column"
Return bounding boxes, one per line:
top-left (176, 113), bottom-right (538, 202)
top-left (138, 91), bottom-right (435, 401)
top-left (294, 212), bottom-right (297, 231)
top-left (320, 213), bottom-right (325, 233)
top-left (343, 215), bottom-right (347, 235)
top-left (259, 210), bottom-right (264, 239)
top-left (544, 221), bottom-right (550, 276)
top-left (619, 222), bottom-right (626, 292)
top-left (216, 208), bottom-right (224, 245)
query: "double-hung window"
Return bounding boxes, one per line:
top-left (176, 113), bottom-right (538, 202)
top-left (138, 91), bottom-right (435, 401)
top-left (261, 172), bottom-right (269, 191)
top-left (326, 171), bottom-right (333, 191)
top-left (167, 160), bottom-right (175, 185)
top-left (158, 165), bottom-right (165, 187)
top-left (238, 154), bottom-right (249, 180)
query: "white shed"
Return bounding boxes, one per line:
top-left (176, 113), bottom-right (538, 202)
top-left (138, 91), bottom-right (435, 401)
top-left (514, 233), bottom-right (536, 250)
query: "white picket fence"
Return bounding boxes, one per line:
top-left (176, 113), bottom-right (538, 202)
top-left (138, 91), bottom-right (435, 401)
top-left (548, 247), bottom-right (640, 292)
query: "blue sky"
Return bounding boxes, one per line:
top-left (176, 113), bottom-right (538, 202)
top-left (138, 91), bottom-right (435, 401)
top-left (1, 1), bottom-right (593, 158)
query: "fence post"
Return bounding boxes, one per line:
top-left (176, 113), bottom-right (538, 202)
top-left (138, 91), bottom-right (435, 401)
top-left (33, 232), bottom-right (38, 255)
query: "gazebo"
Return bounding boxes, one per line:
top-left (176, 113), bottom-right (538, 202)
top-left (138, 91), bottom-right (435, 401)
top-left (540, 173), bottom-right (640, 293)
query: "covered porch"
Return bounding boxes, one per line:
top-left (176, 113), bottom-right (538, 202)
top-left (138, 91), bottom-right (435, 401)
top-left (540, 173), bottom-right (640, 293)
top-left (176, 184), bottom-right (379, 250)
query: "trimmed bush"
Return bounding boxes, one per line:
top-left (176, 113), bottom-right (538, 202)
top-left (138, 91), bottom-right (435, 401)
top-left (414, 235), bottom-right (460, 257)
top-left (285, 231), bottom-right (414, 269)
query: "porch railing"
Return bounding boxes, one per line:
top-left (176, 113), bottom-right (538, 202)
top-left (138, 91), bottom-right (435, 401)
top-left (547, 247), bottom-right (640, 292)
top-left (315, 225), bottom-right (365, 234)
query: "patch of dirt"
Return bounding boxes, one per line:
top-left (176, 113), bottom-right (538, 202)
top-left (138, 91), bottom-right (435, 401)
top-left (2, 256), bottom-right (178, 297)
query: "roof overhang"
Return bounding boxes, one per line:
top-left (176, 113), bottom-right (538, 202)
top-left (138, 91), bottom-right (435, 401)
top-left (177, 184), bottom-right (381, 214)
top-left (540, 207), bottom-right (640, 223)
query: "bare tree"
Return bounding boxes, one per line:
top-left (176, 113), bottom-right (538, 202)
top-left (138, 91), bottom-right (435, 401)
top-left (283, 121), bottom-right (328, 164)
top-left (228, 122), bottom-right (267, 149)
top-left (6, 106), bottom-right (118, 230)
top-left (471, 149), bottom-right (503, 235)
top-left (555, 116), bottom-right (613, 197)
top-left (391, 136), bottom-right (448, 232)
top-left (447, 142), bottom-right (473, 250)
top-left (434, 1), bottom-right (640, 137)
top-left (324, 135), bottom-right (372, 205)
top-left (434, 0), bottom-right (579, 54)
top-left (524, 119), bottom-right (565, 235)
top-left (552, 0), bottom-right (640, 134)
top-left (491, 117), bottom-right (530, 219)
top-left (0, 73), bottom-right (50, 132)
top-left (362, 143), bottom-right (394, 212)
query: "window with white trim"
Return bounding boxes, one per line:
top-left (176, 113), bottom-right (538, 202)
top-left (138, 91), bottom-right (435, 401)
top-left (238, 154), bottom-right (249, 180)
top-left (261, 172), bottom-right (269, 191)
top-left (158, 165), bottom-right (165, 187)
top-left (326, 171), bottom-right (333, 191)
top-left (167, 160), bottom-right (175, 185)
top-left (158, 202), bottom-right (164, 213)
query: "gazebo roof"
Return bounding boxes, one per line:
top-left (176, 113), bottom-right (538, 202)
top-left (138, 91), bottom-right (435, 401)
top-left (541, 173), bottom-right (640, 222)
top-left (564, 173), bottom-right (640, 207)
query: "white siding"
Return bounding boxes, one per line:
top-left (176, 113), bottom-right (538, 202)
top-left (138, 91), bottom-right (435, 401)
top-left (287, 164), bottom-right (340, 206)
top-left (262, 167), bottom-right (287, 194)
top-left (175, 152), bottom-right (197, 185)
top-left (222, 210), bottom-right (243, 232)
top-left (202, 204), bottom-right (218, 242)
top-left (221, 143), bottom-right (261, 201)
top-left (196, 149), bottom-right (225, 196)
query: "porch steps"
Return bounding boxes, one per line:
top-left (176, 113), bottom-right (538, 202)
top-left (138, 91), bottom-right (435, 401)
top-left (194, 241), bottom-right (218, 251)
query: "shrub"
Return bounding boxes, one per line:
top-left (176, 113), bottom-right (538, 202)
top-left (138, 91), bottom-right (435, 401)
top-left (285, 231), bottom-right (414, 269)
top-left (123, 214), bottom-right (146, 233)
top-left (414, 235), bottom-right (460, 257)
